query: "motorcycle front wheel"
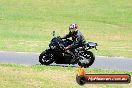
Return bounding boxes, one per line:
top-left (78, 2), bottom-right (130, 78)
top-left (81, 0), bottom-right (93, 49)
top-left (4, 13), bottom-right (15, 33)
top-left (39, 49), bottom-right (54, 65)
top-left (78, 51), bottom-right (95, 68)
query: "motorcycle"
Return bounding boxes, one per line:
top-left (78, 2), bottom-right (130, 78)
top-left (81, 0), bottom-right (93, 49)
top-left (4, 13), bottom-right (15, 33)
top-left (39, 31), bottom-right (98, 68)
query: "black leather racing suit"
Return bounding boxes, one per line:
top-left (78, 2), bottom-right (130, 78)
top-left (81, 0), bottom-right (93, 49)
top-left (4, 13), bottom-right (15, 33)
top-left (62, 30), bottom-right (86, 50)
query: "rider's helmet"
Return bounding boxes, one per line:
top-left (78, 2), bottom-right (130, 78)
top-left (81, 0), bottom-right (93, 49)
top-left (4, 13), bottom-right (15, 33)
top-left (69, 23), bottom-right (78, 33)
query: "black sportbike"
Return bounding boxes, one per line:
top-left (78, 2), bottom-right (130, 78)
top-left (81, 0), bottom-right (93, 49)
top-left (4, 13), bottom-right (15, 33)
top-left (39, 31), bottom-right (98, 67)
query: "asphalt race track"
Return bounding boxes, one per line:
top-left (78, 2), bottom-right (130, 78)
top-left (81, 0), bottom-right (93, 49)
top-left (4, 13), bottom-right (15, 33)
top-left (0, 51), bottom-right (132, 71)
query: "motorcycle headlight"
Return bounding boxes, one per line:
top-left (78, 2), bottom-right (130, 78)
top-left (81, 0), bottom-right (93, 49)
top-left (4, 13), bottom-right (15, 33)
top-left (50, 44), bottom-right (55, 49)
top-left (51, 45), bottom-right (54, 49)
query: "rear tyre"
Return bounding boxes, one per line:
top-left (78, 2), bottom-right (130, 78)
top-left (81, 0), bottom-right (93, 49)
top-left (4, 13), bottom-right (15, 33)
top-left (39, 49), bottom-right (54, 65)
top-left (78, 51), bottom-right (95, 68)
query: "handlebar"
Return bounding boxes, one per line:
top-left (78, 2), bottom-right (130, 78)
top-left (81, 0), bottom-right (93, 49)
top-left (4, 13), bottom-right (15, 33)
top-left (59, 43), bottom-right (65, 50)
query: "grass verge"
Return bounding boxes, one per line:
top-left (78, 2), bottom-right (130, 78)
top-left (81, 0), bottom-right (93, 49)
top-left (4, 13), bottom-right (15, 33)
top-left (0, 64), bottom-right (131, 88)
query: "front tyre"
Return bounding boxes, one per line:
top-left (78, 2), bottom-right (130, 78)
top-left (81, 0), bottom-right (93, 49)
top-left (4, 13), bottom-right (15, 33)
top-left (78, 51), bottom-right (95, 68)
top-left (39, 49), bottom-right (54, 65)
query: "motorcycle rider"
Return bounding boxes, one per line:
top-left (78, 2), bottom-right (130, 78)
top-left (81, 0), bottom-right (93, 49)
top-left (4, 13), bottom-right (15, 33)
top-left (61, 23), bottom-right (86, 63)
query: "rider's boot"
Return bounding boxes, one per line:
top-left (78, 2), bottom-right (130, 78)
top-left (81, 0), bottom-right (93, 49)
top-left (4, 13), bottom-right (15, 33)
top-left (70, 49), bottom-right (79, 64)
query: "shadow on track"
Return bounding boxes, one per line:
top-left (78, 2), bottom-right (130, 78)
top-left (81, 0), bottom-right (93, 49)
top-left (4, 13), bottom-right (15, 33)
top-left (36, 63), bottom-right (78, 68)
top-left (50, 64), bottom-right (78, 67)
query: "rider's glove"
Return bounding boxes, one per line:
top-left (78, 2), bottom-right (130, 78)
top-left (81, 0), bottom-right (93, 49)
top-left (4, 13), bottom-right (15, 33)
top-left (65, 45), bottom-right (72, 50)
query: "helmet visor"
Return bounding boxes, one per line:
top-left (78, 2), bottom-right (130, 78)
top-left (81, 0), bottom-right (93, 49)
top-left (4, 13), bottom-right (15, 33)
top-left (69, 28), bottom-right (75, 33)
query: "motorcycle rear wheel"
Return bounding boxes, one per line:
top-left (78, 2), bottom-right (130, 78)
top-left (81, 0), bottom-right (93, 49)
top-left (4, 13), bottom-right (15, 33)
top-left (78, 51), bottom-right (95, 68)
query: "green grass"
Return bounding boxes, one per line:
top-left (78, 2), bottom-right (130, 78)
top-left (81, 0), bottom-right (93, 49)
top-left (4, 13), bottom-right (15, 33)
top-left (0, 0), bottom-right (132, 57)
top-left (0, 64), bottom-right (132, 88)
